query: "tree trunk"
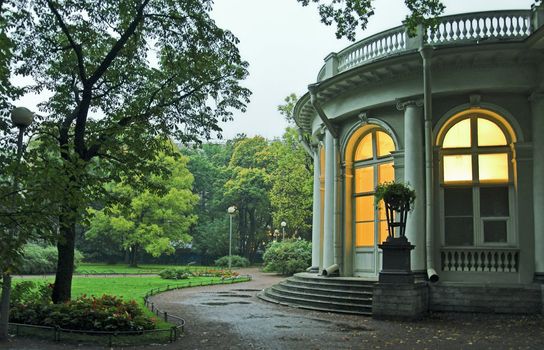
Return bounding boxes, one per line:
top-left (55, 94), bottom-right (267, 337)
top-left (52, 214), bottom-right (76, 303)
top-left (129, 245), bottom-right (138, 267)
top-left (0, 273), bottom-right (12, 340)
top-left (248, 208), bottom-right (257, 261)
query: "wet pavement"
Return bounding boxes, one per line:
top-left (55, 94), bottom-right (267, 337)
top-left (148, 268), bottom-right (544, 350)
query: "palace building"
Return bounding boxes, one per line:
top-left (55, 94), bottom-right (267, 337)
top-left (260, 4), bottom-right (544, 315)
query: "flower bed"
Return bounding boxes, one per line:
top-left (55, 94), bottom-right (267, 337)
top-left (10, 294), bottom-right (156, 332)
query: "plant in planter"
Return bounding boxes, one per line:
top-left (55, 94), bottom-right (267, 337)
top-left (374, 181), bottom-right (416, 240)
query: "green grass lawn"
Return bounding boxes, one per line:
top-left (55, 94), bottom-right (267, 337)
top-left (75, 262), bottom-right (220, 275)
top-left (11, 274), bottom-right (251, 346)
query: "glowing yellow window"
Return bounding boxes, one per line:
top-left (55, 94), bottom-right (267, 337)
top-left (356, 222), bottom-right (374, 246)
top-left (443, 155), bottom-right (472, 183)
top-left (443, 119), bottom-right (471, 148)
top-left (355, 133), bottom-right (373, 161)
top-left (355, 196), bottom-right (374, 222)
top-left (477, 118), bottom-right (507, 146)
top-left (376, 131), bottom-right (394, 157)
top-left (355, 166), bottom-right (374, 193)
top-left (479, 153), bottom-right (509, 182)
top-left (378, 162), bottom-right (394, 184)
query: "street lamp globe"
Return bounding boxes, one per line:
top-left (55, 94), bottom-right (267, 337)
top-left (227, 206), bottom-right (237, 215)
top-left (281, 221), bottom-right (287, 228)
top-left (11, 107), bottom-right (34, 129)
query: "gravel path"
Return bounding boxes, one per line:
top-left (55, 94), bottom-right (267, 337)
top-left (3, 268), bottom-right (544, 349)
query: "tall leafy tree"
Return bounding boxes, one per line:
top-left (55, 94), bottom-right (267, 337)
top-left (269, 128), bottom-right (313, 239)
top-left (85, 151), bottom-right (198, 267)
top-left (223, 136), bottom-right (275, 260)
top-left (4, 0), bottom-right (250, 303)
top-left (182, 143), bottom-right (233, 262)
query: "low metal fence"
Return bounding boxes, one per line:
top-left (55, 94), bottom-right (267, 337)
top-left (8, 274), bottom-right (252, 347)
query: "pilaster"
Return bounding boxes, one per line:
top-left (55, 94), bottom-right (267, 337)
top-left (530, 92), bottom-right (544, 282)
top-left (310, 147), bottom-right (322, 273)
top-left (322, 130), bottom-right (336, 270)
top-left (397, 100), bottom-right (426, 274)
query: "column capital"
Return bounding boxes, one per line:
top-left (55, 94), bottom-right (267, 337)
top-left (529, 91), bottom-right (544, 102)
top-left (513, 142), bottom-right (533, 162)
top-left (396, 99), bottom-right (423, 111)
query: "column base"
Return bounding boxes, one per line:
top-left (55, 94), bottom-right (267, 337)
top-left (534, 272), bottom-right (544, 283)
top-left (307, 266), bottom-right (319, 273)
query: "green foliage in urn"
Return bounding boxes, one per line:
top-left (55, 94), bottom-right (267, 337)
top-left (374, 181), bottom-right (416, 212)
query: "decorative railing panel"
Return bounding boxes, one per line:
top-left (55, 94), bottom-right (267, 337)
top-left (324, 9), bottom-right (535, 79)
top-left (441, 247), bottom-right (519, 273)
top-left (427, 11), bottom-right (532, 45)
top-left (337, 26), bottom-right (406, 73)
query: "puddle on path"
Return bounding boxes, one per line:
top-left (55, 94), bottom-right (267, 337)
top-left (232, 289), bottom-right (261, 292)
top-left (274, 325), bottom-right (292, 329)
top-left (201, 301), bottom-right (252, 306)
top-left (336, 323), bottom-right (373, 332)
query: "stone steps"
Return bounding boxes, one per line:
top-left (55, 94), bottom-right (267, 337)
top-left (257, 273), bottom-right (375, 315)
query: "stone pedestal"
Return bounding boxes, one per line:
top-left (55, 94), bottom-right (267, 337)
top-left (378, 236), bottom-right (415, 284)
top-left (373, 236), bottom-right (428, 320)
top-left (372, 283), bottom-right (428, 320)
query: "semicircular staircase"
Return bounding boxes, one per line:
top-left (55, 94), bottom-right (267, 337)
top-left (258, 273), bottom-right (375, 315)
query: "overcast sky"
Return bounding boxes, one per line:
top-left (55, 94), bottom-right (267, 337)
top-left (211, 0), bottom-right (535, 140)
top-left (14, 0), bottom-right (535, 141)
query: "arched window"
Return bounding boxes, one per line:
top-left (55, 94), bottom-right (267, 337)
top-left (438, 113), bottom-right (514, 246)
top-left (354, 130), bottom-right (395, 247)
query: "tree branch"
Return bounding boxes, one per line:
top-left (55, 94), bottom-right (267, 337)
top-left (87, 0), bottom-right (150, 87)
top-left (46, 0), bottom-right (87, 83)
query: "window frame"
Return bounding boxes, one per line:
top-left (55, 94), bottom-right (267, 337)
top-left (438, 114), bottom-right (517, 248)
top-left (353, 129), bottom-right (395, 248)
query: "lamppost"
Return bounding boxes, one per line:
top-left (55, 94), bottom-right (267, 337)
top-left (227, 206), bottom-right (237, 269)
top-left (274, 229), bottom-right (279, 242)
top-left (281, 221), bottom-right (287, 240)
top-left (0, 107), bottom-right (34, 340)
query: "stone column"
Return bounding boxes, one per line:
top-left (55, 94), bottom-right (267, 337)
top-left (310, 147), bottom-right (321, 273)
top-left (323, 130), bottom-right (336, 270)
top-left (531, 92), bottom-right (544, 282)
top-left (398, 100), bottom-right (426, 275)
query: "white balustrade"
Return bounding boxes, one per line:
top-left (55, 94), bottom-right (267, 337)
top-left (337, 26), bottom-right (406, 73)
top-left (440, 247), bottom-right (519, 273)
top-left (427, 11), bottom-right (531, 45)
top-left (324, 10), bottom-right (534, 79)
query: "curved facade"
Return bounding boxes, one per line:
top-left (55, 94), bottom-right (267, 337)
top-left (295, 6), bottom-right (544, 312)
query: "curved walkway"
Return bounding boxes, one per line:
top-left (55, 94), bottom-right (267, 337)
top-left (150, 268), bottom-right (544, 350)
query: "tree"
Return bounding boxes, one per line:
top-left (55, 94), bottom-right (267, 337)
top-left (0, 135), bottom-right (63, 339)
top-left (4, 0), bottom-right (250, 303)
top-left (182, 143), bottom-right (233, 262)
top-left (85, 152), bottom-right (198, 267)
top-left (224, 166), bottom-right (271, 261)
top-left (269, 128), bottom-right (313, 239)
top-left (297, 0), bottom-right (446, 40)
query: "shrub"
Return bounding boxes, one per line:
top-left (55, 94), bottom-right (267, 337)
top-left (9, 294), bottom-right (156, 332)
top-left (214, 255), bottom-right (250, 268)
top-left (158, 268), bottom-right (191, 280)
top-left (192, 269), bottom-right (239, 278)
top-left (158, 267), bottom-right (238, 279)
top-left (263, 239), bottom-right (311, 276)
top-left (18, 243), bottom-right (84, 274)
top-left (10, 281), bottom-right (52, 306)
